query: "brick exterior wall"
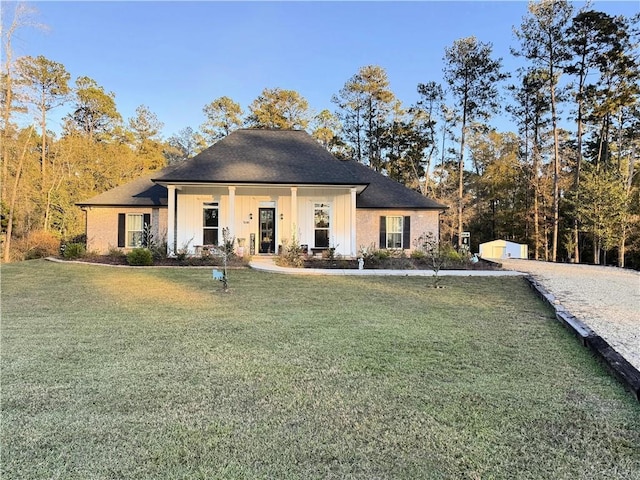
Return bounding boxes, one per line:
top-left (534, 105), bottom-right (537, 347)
top-left (85, 206), bottom-right (438, 256)
top-left (85, 206), bottom-right (168, 254)
top-left (356, 209), bottom-right (440, 253)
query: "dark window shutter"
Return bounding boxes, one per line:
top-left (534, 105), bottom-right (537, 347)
top-left (142, 213), bottom-right (151, 247)
top-left (379, 216), bottom-right (386, 248)
top-left (403, 216), bottom-right (411, 249)
top-left (117, 214), bottom-right (126, 247)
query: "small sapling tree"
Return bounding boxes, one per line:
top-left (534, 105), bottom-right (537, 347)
top-left (419, 232), bottom-right (448, 288)
top-left (216, 227), bottom-right (235, 292)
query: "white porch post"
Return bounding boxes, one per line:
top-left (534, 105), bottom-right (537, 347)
top-left (167, 185), bottom-right (176, 256)
top-left (228, 186), bottom-right (236, 240)
top-left (290, 187), bottom-right (298, 236)
top-left (351, 188), bottom-right (357, 256)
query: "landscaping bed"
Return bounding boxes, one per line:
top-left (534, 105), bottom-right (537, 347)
top-left (58, 253), bottom-right (250, 267)
top-left (56, 252), bottom-right (499, 270)
top-left (302, 256), bottom-right (500, 270)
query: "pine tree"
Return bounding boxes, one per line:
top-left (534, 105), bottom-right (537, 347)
top-left (200, 96), bottom-right (243, 143)
top-left (332, 65), bottom-right (395, 171)
top-left (246, 88), bottom-right (310, 130)
top-left (513, 0), bottom-right (573, 261)
top-left (443, 36), bottom-right (507, 248)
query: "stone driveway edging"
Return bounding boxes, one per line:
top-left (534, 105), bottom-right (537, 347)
top-left (526, 275), bottom-right (640, 402)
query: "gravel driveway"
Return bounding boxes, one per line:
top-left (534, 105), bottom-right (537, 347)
top-left (500, 259), bottom-right (640, 371)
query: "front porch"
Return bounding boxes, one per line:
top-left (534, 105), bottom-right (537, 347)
top-left (165, 184), bottom-right (360, 258)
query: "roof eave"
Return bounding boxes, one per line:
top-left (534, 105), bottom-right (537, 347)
top-left (355, 206), bottom-right (447, 210)
top-left (76, 202), bottom-right (168, 208)
top-left (152, 180), bottom-right (369, 193)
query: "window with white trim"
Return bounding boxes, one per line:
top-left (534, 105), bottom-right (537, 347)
top-left (127, 214), bottom-right (144, 247)
top-left (386, 216), bottom-right (403, 249)
top-left (314, 203), bottom-right (330, 248)
top-left (203, 203), bottom-right (219, 245)
top-left (379, 215), bottom-right (410, 250)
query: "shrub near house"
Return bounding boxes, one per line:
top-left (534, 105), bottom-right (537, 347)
top-left (126, 248), bottom-right (153, 266)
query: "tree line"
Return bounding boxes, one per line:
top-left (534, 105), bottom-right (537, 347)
top-left (1, 1), bottom-right (638, 266)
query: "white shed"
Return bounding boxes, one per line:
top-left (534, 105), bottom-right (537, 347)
top-left (479, 240), bottom-right (528, 259)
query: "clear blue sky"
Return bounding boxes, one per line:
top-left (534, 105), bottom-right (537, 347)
top-left (6, 1), bottom-right (639, 138)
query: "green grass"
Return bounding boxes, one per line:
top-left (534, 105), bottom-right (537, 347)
top-left (2, 260), bottom-right (639, 479)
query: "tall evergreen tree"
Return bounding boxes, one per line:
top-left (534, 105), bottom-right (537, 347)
top-left (443, 36), bottom-right (507, 247)
top-left (311, 109), bottom-right (339, 148)
top-left (246, 88), bottom-right (310, 130)
top-left (575, 163), bottom-right (627, 264)
top-left (200, 96), bottom-right (243, 143)
top-left (412, 82), bottom-right (445, 196)
top-left (382, 101), bottom-right (436, 193)
top-left (513, 0), bottom-right (573, 262)
top-left (15, 55), bottom-right (70, 229)
top-left (508, 69), bottom-right (552, 260)
top-left (467, 130), bottom-right (524, 245)
top-left (310, 109), bottom-right (347, 157)
top-left (566, 9), bottom-right (611, 261)
top-left (64, 76), bottom-right (121, 141)
top-left (566, 9), bottom-right (639, 263)
top-left (616, 102), bottom-right (639, 267)
top-left (165, 126), bottom-right (206, 164)
top-left (127, 105), bottom-right (165, 171)
top-left (569, 11), bottom-right (638, 264)
top-left (332, 65), bottom-right (395, 171)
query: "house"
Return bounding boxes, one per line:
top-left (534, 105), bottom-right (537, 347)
top-left (479, 239), bottom-right (529, 260)
top-left (78, 129), bottom-right (446, 257)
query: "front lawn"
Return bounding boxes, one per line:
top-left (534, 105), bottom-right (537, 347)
top-left (2, 260), bottom-right (639, 479)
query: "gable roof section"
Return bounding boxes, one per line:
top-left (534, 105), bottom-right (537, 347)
top-left (341, 159), bottom-right (447, 210)
top-left (77, 174), bottom-right (168, 207)
top-left (152, 129), bottom-right (366, 186)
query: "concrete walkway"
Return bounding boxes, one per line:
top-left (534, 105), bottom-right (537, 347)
top-left (248, 256), bottom-right (524, 276)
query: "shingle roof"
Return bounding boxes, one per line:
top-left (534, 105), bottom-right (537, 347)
top-left (76, 174), bottom-right (168, 207)
top-left (152, 129), bottom-right (366, 186)
top-left (78, 129), bottom-right (447, 210)
top-left (341, 159), bottom-right (447, 210)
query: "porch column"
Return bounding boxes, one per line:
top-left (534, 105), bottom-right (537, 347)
top-left (351, 188), bottom-right (357, 256)
top-left (228, 186), bottom-right (236, 239)
top-left (167, 185), bottom-right (176, 256)
top-left (290, 187), bottom-right (298, 236)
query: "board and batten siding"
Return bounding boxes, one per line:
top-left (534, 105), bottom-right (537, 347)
top-left (174, 188), bottom-right (221, 251)
top-left (173, 186), bottom-right (356, 256)
top-left (296, 189), bottom-right (354, 256)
